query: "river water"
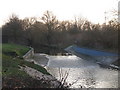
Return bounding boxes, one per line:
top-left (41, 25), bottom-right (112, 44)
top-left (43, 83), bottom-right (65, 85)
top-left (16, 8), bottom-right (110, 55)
top-left (46, 55), bottom-right (118, 88)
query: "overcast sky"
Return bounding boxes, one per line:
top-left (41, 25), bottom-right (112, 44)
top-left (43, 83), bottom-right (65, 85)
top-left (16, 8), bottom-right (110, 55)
top-left (0, 0), bottom-right (118, 27)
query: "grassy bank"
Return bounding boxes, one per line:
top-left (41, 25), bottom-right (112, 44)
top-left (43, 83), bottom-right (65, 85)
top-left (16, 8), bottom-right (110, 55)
top-left (2, 43), bottom-right (51, 88)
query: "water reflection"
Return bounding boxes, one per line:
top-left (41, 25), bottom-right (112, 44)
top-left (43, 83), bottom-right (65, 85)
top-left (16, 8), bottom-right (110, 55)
top-left (46, 55), bottom-right (118, 88)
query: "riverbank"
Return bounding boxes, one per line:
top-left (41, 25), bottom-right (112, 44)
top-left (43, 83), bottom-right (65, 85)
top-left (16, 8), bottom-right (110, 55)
top-left (2, 43), bottom-right (62, 89)
top-left (19, 65), bottom-right (60, 88)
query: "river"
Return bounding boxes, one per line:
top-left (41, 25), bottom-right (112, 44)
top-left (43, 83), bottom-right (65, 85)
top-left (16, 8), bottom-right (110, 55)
top-left (46, 55), bottom-right (118, 88)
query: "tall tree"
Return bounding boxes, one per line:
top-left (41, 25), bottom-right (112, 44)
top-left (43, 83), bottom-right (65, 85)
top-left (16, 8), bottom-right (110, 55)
top-left (22, 17), bottom-right (37, 46)
top-left (2, 14), bottom-right (23, 43)
top-left (41, 11), bottom-right (58, 54)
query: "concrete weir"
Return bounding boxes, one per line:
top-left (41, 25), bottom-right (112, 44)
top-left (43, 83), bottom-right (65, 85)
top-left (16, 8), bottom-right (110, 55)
top-left (65, 45), bottom-right (120, 70)
top-left (22, 49), bottom-right (62, 88)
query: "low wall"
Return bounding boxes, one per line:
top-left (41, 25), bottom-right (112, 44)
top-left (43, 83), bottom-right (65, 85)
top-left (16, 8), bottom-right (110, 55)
top-left (23, 47), bottom-right (34, 59)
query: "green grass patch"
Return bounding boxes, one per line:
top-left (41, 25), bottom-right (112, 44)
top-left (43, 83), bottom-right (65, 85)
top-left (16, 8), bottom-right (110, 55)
top-left (2, 43), bottom-right (51, 88)
top-left (21, 60), bottom-right (50, 75)
top-left (2, 43), bottom-right (30, 57)
top-left (2, 54), bottom-right (50, 76)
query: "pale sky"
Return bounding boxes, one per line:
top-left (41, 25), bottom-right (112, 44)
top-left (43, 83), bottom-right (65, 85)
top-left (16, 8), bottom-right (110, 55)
top-left (0, 0), bottom-right (118, 27)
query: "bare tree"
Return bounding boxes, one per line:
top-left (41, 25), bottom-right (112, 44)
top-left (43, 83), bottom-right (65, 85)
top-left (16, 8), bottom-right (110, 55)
top-left (41, 11), bottom-right (58, 54)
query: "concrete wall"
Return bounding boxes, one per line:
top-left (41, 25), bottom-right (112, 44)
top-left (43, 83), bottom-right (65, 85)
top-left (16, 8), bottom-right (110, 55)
top-left (23, 47), bottom-right (34, 59)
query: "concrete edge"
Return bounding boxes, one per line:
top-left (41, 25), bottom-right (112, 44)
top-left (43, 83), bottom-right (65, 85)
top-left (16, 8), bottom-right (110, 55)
top-left (23, 47), bottom-right (34, 59)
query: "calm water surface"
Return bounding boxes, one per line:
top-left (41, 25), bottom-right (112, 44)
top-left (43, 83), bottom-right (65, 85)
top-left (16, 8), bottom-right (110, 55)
top-left (46, 55), bottom-right (118, 88)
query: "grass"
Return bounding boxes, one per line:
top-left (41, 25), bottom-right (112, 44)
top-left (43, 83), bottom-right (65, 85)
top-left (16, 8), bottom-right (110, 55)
top-left (2, 43), bottom-right (30, 57)
top-left (2, 43), bottom-right (51, 88)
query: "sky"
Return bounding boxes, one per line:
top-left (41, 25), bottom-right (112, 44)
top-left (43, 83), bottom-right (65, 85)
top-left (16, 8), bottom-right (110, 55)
top-left (0, 0), bottom-right (118, 27)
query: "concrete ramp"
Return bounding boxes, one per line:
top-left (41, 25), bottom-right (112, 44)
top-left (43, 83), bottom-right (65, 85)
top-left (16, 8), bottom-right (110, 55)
top-left (65, 45), bottom-right (119, 66)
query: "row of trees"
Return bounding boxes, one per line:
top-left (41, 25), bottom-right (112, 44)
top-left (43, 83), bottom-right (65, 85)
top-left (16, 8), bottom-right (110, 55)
top-left (2, 11), bottom-right (119, 54)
